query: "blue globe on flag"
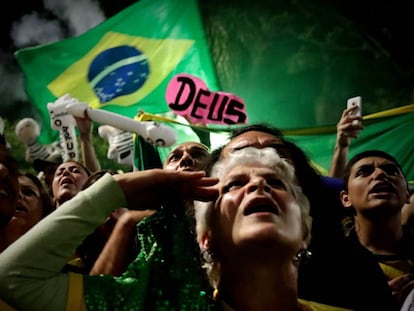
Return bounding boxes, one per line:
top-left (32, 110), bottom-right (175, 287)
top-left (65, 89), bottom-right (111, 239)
top-left (88, 46), bottom-right (150, 103)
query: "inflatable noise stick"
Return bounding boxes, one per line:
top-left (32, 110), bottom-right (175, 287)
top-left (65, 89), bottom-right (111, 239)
top-left (47, 95), bottom-right (79, 162)
top-left (65, 102), bottom-right (176, 147)
top-left (15, 117), bottom-right (62, 163)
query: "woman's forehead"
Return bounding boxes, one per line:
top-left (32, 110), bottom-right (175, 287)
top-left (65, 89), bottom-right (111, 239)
top-left (222, 163), bottom-right (278, 178)
top-left (222, 132), bottom-right (284, 155)
top-left (18, 175), bottom-right (36, 186)
top-left (55, 161), bottom-right (89, 175)
top-left (229, 131), bottom-right (282, 145)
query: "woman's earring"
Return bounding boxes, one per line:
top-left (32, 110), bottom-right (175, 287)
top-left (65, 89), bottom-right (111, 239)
top-left (293, 249), bottom-right (312, 267)
top-left (200, 248), bottom-right (215, 264)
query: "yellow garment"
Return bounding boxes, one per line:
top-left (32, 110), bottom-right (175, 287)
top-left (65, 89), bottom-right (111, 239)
top-left (298, 299), bottom-right (353, 311)
top-left (379, 260), bottom-right (412, 280)
top-left (66, 273), bottom-right (86, 311)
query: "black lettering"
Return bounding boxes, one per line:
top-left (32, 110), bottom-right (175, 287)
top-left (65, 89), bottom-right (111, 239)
top-left (207, 93), bottom-right (227, 122)
top-left (223, 99), bottom-right (247, 124)
top-left (62, 127), bottom-right (72, 140)
top-left (54, 119), bottom-right (62, 127)
top-left (191, 89), bottom-right (210, 120)
top-left (168, 77), bottom-right (196, 111)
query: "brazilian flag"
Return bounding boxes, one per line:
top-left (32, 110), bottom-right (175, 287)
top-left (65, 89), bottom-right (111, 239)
top-left (15, 0), bottom-right (219, 144)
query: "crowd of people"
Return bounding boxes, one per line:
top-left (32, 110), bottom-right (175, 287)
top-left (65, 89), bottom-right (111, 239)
top-left (0, 104), bottom-right (414, 310)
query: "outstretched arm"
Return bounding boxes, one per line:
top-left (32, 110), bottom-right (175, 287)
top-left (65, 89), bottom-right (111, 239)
top-left (76, 116), bottom-right (101, 173)
top-left (0, 169), bottom-right (218, 311)
top-left (89, 209), bottom-right (156, 276)
top-left (0, 174), bottom-right (124, 311)
top-left (329, 105), bottom-right (363, 178)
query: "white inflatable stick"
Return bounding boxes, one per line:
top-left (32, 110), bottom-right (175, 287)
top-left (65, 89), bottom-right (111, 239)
top-left (47, 95), bottom-right (79, 161)
top-left (65, 102), bottom-right (176, 147)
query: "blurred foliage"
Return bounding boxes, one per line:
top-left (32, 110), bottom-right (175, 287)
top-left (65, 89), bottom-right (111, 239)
top-left (2, 117), bottom-right (132, 173)
top-left (200, 0), bottom-right (414, 129)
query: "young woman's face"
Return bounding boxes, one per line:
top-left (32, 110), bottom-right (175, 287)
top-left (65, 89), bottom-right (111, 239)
top-left (209, 163), bottom-right (303, 260)
top-left (10, 175), bottom-right (44, 231)
top-left (52, 162), bottom-right (89, 206)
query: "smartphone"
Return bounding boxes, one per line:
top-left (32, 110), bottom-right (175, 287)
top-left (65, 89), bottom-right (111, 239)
top-left (347, 96), bottom-right (362, 125)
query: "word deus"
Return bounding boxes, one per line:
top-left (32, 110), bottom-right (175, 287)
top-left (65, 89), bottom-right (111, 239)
top-left (166, 74), bottom-right (248, 125)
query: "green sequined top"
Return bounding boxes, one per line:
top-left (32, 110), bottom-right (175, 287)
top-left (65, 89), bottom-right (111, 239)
top-left (84, 203), bottom-right (216, 311)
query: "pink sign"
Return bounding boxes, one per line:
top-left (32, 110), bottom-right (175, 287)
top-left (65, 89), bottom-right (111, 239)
top-left (165, 73), bottom-right (248, 125)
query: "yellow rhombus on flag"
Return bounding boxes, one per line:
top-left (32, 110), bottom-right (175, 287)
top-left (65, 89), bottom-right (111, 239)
top-left (48, 32), bottom-right (193, 109)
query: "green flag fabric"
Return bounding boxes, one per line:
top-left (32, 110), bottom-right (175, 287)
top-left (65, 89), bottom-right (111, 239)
top-left (151, 104), bottom-right (414, 184)
top-left (287, 105), bottom-right (414, 184)
top-left (15, 0), bottom-right (218, 144)
top-left (187, 105), bottom-right (414, 184)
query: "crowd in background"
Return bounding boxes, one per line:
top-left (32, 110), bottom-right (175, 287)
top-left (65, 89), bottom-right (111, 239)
top-left (0, 104), bottom-right (414, 310)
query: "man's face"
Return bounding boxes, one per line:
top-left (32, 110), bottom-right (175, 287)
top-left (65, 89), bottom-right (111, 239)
top-left (341, 156), bottom-right (409, 215)
top-left (163, 142), bottom-right (209, 172)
